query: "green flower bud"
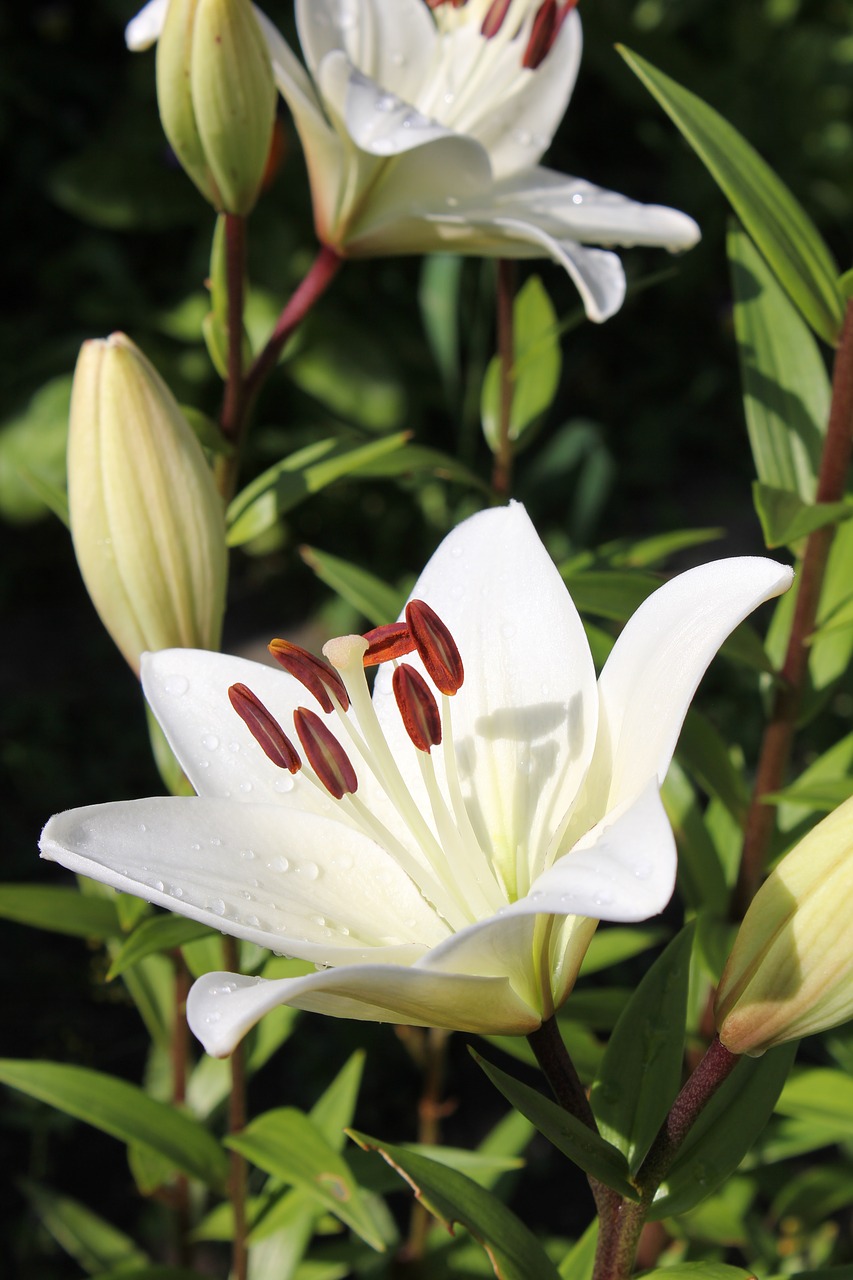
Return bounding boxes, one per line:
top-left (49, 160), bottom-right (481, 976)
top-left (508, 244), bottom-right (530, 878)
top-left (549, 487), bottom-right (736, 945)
top-left (68, 333), bottom-right (228, 674)
top-left (156, 0), bottom-right (275, 215)
top-left (715, 794), bottom-right (853, 1056)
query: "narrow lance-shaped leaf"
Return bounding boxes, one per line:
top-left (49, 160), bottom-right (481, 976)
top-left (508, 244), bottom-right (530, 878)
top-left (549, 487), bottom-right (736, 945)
top-left (0, 1060), bottom-right (229, 1191)
top-left (729, 223), bottom-right (830, 499)
top-left (618, 46), bottom-right (844, 346)
top-left (300, 545), bottom-right (406, 626)
top-left (348, 1132), bottom-right (562, 1280)
top-left (0, 884), bottom-right (122, 939)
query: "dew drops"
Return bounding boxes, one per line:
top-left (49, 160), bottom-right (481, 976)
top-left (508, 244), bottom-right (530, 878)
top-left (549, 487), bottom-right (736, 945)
top-left (242, 890), bottom-right (253, 901)
top-left (300, 862), bottom-right (320, 881)
top-left (198, 760), bottom-right (210, 769)
top-left (239, 781), bottom-right (253, 794)
top-left (205, 1011), bottom-right (221, 1025)
top-left (269, 857), bottom-right (290, 873)
top-left (451, 545), bottom-right (464, 558)
top-left (202, 734), bottom-right (219, 751)
top-left (275, 775), bottom-right (295, 793)
top-left (246, 915), bottom-right (260, 928)
top-left (172, 886), bottom-right (184, 899)
top-left (340, 926), bottom-right (350, 937)
top-left (312, 915), bottom-right (326, 928)
top-left (210, 898), bottom-right (227, 916)
top-left (375, 92), bottom-right (396, 112)
top-left (572, 192), bottom-right (584, 205)
top-left (191, 843), bottom-right (201, 852)
top-left (240, 848), bottom-right (256, 861)
top-left (153, 879), bottom-right (164, 893)
top-left (210, 837), bottom-right (222, 847)
top-left (229, 741), bottom-right (241, 754)
top-left (633, 862), bottom-right (653, 881)
top-left (164, 674), bottom-right (189, 696)
top-left (138, 823), bottom-right (147, 833)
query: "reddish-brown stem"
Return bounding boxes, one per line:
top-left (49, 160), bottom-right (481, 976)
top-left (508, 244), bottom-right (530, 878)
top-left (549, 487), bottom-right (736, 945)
top-left (223, 937), bottom-right (248, 1280)
top-left (734, 299), bottom-right (853, 917)
top-left (528, 1015), bottom-right (597, 1132)
top-left (219, 213), bottom-right (247, 446)
top-left (491, 259), bottom-right (516, 498)
top-left (399, 1027), bottom-right (453, 1264)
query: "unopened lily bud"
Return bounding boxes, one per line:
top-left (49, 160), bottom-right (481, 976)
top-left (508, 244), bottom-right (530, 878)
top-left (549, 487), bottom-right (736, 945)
top-left (68, 333), bottom-right (227, 675)
top-left (715, 794), bottom-right (853, 1056)
top-left (155, 0), bottom-right (275, 214)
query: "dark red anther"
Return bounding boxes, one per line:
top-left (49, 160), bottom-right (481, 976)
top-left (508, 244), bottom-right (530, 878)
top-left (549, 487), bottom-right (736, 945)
top-left (393, 664), bottom-right (442, 753)
top-left (228, 683), bottom-right (301, 773)
top-left (293, 707), bottom-right (358, 799)
top-left (268, 638), bottom-right (350, 713)
top-left (481, 0), bottom-right (513, 37)
top-left (362, 621), bottom-right (417, 667)
top-left (523, 0), bottom-right (578, 69)
top-left (405, 599), bottom-right (464, 695)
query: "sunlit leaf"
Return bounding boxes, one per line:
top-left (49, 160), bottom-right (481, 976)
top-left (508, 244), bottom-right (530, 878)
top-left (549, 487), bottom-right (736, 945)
top-left (300, 545), bottom-right (405, 626)
top-left (482, 276), bottom-right (562, 452)
top-left (107, 915), bottom-right (215, 979)
top-left (0, 884), bottom-right (122, 939)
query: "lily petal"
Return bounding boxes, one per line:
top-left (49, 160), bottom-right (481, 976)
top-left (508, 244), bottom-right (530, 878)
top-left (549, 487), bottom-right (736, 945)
top-left (126, 0), bottom-right (168, 50)
top-left (297, 0), bottom-right (438, 99)
top-left (374, 503), bottom-right (599, 893)
top-left (40, 797), bottom-right (448, 962)
top-left (594, 557), bottom-right (795, 813)
top-left (188, 962), bottom-right (540, 1056)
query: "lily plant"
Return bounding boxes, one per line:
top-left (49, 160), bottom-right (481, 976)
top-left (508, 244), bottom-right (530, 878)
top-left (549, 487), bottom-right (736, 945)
top-left (127, 0), bottom-right (700, 321)
top-left (41, 504), bottom-right (792, 1057)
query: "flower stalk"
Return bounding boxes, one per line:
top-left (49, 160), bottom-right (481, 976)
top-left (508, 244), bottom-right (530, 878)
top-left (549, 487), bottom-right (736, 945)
top-left (492, 259), bottom-right (517, 498)
top-left (734, 299), bottom-right (853, 917)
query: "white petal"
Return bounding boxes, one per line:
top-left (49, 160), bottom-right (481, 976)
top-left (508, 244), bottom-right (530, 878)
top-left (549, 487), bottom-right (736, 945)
top-left (490, 219), bottom-right (627, 322)
top-left (188, 962), bottom-right (539, 1056)
top-left (297, 0), bottom-right (437, 98)
top-left (468, 11), bottom-right (582, 179)
top-left (143, 648), bottom-right (326, 808)
top-left (40, 797), bottom-right (448, 962)
top-left (486, 168), bottom-right (701, 251)
top-left (593, 557), bottom-right (794, 813)
top-left (125, 0), bottom-right (167, 50)
top-left (511, 781), bottom-right (677, 923)
top-left (374, 502), bottom-right (598, 892)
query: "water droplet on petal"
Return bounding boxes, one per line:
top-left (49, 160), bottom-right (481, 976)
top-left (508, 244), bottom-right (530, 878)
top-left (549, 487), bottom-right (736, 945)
top-left (239, 781), bottom-right (253, 794)
top-left (191, 843), bottom-right (201, 852)
top-left (572, 192), bottom-right (583, 205)
top-left (206, 1011), bottom-right (221, 1024)
top-left (202, 734), bottom-right (219, 751)
top-left (240, 848), bottom-right (256, 860)
top-left (269, 857), bottom-right (290, 873)
top-left (275, 775), bottom-right (295, 793)
top-left (153, 879), bottom-right (164, 893)
top-left (210, 899), bottom-right (226, 916)
top-left (246, 915), bottom-right (260, 928)
top-left (172, 886), bottom-right (184, 898)
top-left (634, 862), bottom-right (653, 880)
top-left (301, 862), bottom-right (320, 881)
top-left (198, 759), bottom-right (210, 769)
top-left (139, 823), bottom-right (147, 832)
top-left (165, 674), bottom-right (189, 696)
top-left (210, 837), bottom-right (222, 847)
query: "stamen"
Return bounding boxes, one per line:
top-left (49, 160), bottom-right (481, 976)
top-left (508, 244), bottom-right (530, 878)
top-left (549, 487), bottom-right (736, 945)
top-left (481, 0), bottom-right (514, 37)
top-left (228, 683), bottom-right (301, 772)
top-left (268, 639), bottom-right (349, 712)
top-left (523, 0), bottom-right (577, 68)
top-left (293, 708), bottom-right (358, 799)
top-left (362, 622), bottom-right (416, 667)
top-left (393, 664), bottom-right (442, 753)
top-left (405, 600), bottom-right (464, 695)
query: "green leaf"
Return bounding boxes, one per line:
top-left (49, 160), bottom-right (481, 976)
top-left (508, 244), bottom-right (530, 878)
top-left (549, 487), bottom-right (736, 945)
top-left (228, 1108), bottom-right (388, 1251)
top-left (579, 926), bottom-right (668, 977)
top-left (0, 375), bottom-right (71, 524)
top-left (649, 1041), bottom-right (797, 1219)
top-left (19, 1179), bottom-right (149, 1274)
top-left (640, 1267), bottom-right (755, 1280)
top-left (0, 884), bottom-right (122, 939)
top-left (591, 925), bottom-right (694, 1171)
top-left (482, 276), bottom-right (562, 452)
top-left (776, 1068), bottom-right (853, 1139)
top-left (348, 1132), bottom-right (562, 1280)
top-left (419, 254), bottom-right (463, 397)
top-left (226, 432), bottom-right (410, 546)
top-left (91, 1270), bottom-right (203, 1280)
top-left (300, 545), bottom-right (405, 626)
top-left (729, 224), bottom-right (830, 499)
top-left (752, 482), bottom-right (850, 549)
top-left (558, 1220), bottom-right (597, 1280)
top-left (343, 441), bottom-right (489, 494)
top-left (618, 47), bottom-right (844, 345)
top-left (678, 710), bottom-right (749, 821)
top-left (559, 569), bottom-right (658, 621)
top-left (0, 1060), bottom-right (229, 1191)
top-left (662, 760), bottom-right (729, 916)
top-left (600, 528), bottom-right (724, 570)
top-left (472, 1052), bottom-right (637, 1199)
top-left (107, 915), bottom-right (215, 979)
top-left (772, 1162), bottom-right (853, 1229)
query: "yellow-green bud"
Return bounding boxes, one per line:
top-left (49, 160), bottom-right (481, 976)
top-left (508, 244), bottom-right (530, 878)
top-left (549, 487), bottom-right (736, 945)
top-left (68, 333), bottom-right (228, 674)
top-left (156, 0), bottom-right (275, 215)
top-left (715, 794), bottom-right (853, 1056)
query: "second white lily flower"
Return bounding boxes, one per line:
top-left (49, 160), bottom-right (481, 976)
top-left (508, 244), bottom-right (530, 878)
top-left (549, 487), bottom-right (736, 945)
top-left (41, 504), bottom-right (791, 1056)
top-left (127, 0), bottom-right (700, 321)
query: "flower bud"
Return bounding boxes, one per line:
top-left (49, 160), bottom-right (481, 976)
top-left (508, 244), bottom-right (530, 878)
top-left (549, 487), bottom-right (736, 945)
top-left (68, 333), bottom-right (227, 674)
top-left (715, 795), bottom-right (853, 1056)
top-left (155, 0), bottom-right (275, 214)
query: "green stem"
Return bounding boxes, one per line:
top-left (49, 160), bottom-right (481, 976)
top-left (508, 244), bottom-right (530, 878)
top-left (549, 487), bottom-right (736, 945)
top-left (171, 953), bottom-right (192, 1268)
top-left (491, 259), bottom-right (516, 498)
top-left (219, 213), bottom-right (247, 449)
top-left (400, 1027), bottom-right (452, 1265)
top-left (734, 298), bottom-right (853, 917)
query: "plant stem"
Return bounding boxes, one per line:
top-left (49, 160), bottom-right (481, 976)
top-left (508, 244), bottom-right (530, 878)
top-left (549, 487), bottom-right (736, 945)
top-left (734, 299), bottom-right (853, 917)
top-left (214, 241), bottom-right (343, 502)
top-left (492, 259), bottom-right (516, 497)
top-left (223, 937), bottom-right (248, 1280)
top-left (528, 1016), bottom-right (596, 1131)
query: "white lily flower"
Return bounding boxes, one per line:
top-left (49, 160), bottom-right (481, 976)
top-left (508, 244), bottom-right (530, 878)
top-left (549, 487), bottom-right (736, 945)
top-left (41, 505), bottom-right (791, 1055)
top-left (126, 0), bottom-right (700, 321)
